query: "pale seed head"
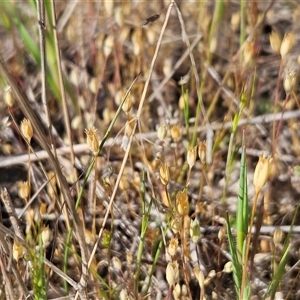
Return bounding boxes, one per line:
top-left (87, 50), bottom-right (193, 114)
top-left (280, 32), bottom-right (296, 59)
top-left (170, 213), bottom-right (182, 233)
top-left (103, 35), bottom-right (114, 57)
top-left (18, 181), bottom-right (30, 201)
top-left (273, 228), bottom-right (284, 246)
top-left (159, 163), bottom-right (170, 186)
top-left (223, 261), bottom-right (233, 273)
top-left (157, 124), bottom-right (167, 141)
top-left (243, 40), bottom-right (255, 65)
top-left (218, 227), bottom-right (226, 241)
top-left (13, 241), bottom-right (24, 261)
top-left (122, 92), bottom-right (133, 114)
top-left (194, 267), bottom-right (205, 289)
top-left (41, 226), bottom-right (52, 247)
top-left (124, 120), bottom-right (135, 137)
top-left (173, 283), bottom-right (181, 299)
top-left (176, 190), bottom-right (189, 216)
top-left (104, 0), bottom-right (114, 16)
top-left (84, 127), bottom-right (99, 155)
top-left (47, 171), bottom-right (57, 200)
top-left (168, 238), bottom-right (179, 257)
top-left (269, 30), bottom-right (282, 54)
top-left (198, 141), bottom-right (206, 163)
top-left (283, 69), bottom-right (298, 94)
top-left (170, 124), bottom-right (182, 142)
top-left (253, 154), bottom-right (272, 193)
top-left (84, 229), bottom-right (96, 245)
top-left (114, 6), bottom-right (124, 27)
top-left (190, 218), bottom-right (201, 243)
top-left (4, 86), bottom-right (15, 107)
top-left (178, 93), bottom-right (189, 110)
top-left (119, 289), bottom-right (134, 300)
top-left (20, 118), bottom-right (33, 144)
top-left (112, 256), bottom-right (122, 271)
top-left (187, 145), bottom-right (197, 169)
top-left (166, 261), bottom-right (179, 286)
top-left (231, 12), bottom-right (240, 32)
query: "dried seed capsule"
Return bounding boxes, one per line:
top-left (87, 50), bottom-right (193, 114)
top-left (269, 30), bottom-right (282, 54)
top-left (190, 219), bottom-right (201, 243)
top-left (159, 163), bottom-right (170, 186)
top-left (166, 261), bottom-right (179, 286)
top-left (170, 124), bottom-right (182, 142)
top-left (4, 86), bottom-right (15, 107)
top-left (84, 127), bottom-right (99, 155)
top-left (253, 154), bottom-right (272, 193)
top-left (176, 190), bottom-right (189, 216)
top-left (187, 145), bottom-right (197, 169)
top-left (20, 118), bottom-right (33, 144)
top-left (18, 181), bottom-right (30, 201)
top-left (198, 141), bottom-right (206, 163)
top-left (157, 124), bottom-right (167, 141)
top-left (168, 238), bottom-right (179, 257)
top-left (280, 32), bottom-right (295, 59)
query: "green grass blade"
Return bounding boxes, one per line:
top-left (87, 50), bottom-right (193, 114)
top-left (226, 213), bottom-right (242, 295)
top-left (236, 138), bottom-right (249, 257)
top-left (263, 244), bottom-right (291, 299)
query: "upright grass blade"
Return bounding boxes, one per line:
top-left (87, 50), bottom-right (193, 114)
top-left (226, 213), bottom-right (242, 296)
top-left (263, 244), bottom-right (291, 300)
top-left (226, 136), bottom-right (251, 299)
top-left (236, 137), bottom-right (249, 257)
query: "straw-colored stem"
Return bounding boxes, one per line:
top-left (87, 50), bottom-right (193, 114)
top-left (92, 155), bottom-right (97, 236)
top-left (272, 59), bottom-right (284, 156)
top-left (181, 215), bottom-right (193, 299)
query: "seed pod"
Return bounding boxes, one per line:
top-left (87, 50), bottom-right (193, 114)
top-left (18, 181), bottom-right (30, 201)
top-left (122, 92), bottom-right (133, 114)
top-left (84, 127), bottom-right (99, 155)
top-left (112, 256), bottom-right (122, 271)
top-left (170, 125), bottom-right (182, 142)
top-left (253, 154), bottom-right (272, 193)
top-left (168, 238), bottom-right (179, 257)
top-left (194, 267), bottom-right (205, 289)
top-left (103, 35), bottom-right (114, 57)
top-left (273, 228), bottom-right (284, 246)
top-left (20, 118), bottom-right (33, 144)
top-left (4, 86), bottom-right (15, 107)
top-left (13, 241), bottom-right (24, 261)
top-left (223, 261), bottom-right (233, 273)
top-left (159, 163), bottom-right (170, 186)
top-left (280, 32), bottom-right (295, 59)
top-left (198, 141), bottom-right (206, 163)
top-left (41, 226), bottom-right (52, 247)
top-left (166, 261), bottom-right (179, 286)
top-left (269, 30), bottom-right (282, 54)
top-left (157, 124), bottom-right (167, 141)
top-left (190, 219), bottom-right (201, 243)
top-left (283, 69), bottom-right (298, 94)
top-left (243, 40), bottom-right (255, 65)
top-left (187, 145), bottom-right (197, 169)
top-left (176, 190), bottom-right (189, 216)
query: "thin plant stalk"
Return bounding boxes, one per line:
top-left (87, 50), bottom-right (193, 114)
top-left (240, 190), bottom-right (260, 298)
top-left (134, 171), bottom-right (152, 297)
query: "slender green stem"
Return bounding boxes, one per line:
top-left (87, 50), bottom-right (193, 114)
top-left (240, 190), bottom-right (259, 298)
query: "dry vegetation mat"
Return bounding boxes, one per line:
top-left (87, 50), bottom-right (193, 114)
top-left (0, 1), bottom-right (300, 299)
